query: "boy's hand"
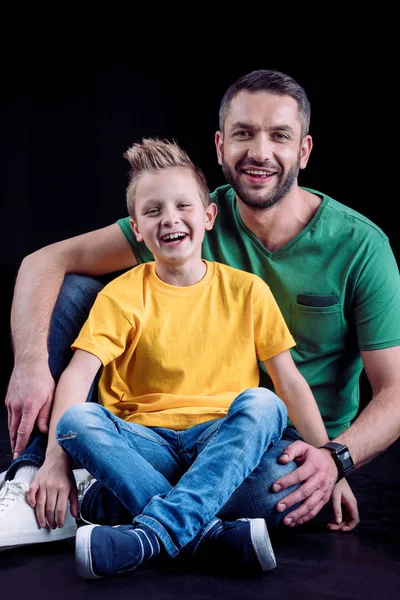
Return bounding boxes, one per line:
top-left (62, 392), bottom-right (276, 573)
top-left (327, 478), bottom-right (359, 531)
top-left (272, 440), bottom-right (338, 526)
top-left (5, 363), bottom-right (55, 457)
top-left (27, 456), bottom-right (78, 529)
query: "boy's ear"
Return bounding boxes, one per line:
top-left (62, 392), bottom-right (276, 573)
top-left (130, 218), bottom-right (143, 242)
top-left (205, 202), bottom-right (218, 231)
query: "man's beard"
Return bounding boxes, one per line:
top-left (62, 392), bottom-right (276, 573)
top-left (221, 151), bottom-right (301, 211)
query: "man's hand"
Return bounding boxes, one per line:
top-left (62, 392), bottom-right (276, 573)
top-left (5, 364), bottom-right (55, 457)
top-left (27, 455), bottom-right (78, 529)
top-left (327, 478), bottom-right (359, 532)
top-left (272, 440), bottom-right (339, 526)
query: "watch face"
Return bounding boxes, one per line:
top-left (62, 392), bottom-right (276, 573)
top-left (321, 442), bottom-right (354, 478)
top-left (339, 448), bottom-right (354, 472)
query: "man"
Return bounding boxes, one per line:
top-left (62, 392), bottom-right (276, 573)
top-left (2, 69), bottom-right (399, 548)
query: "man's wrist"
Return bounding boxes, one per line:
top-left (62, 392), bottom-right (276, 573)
top-left (319, 442), bottom-right (354, 481)
top-left (13, 351), bottom-right (50, 371)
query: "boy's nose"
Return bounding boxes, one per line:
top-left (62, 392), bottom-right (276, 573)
top-left (161, 210), bottom-right (180, 226)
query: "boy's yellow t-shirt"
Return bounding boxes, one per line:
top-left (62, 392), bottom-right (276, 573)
top-left (72, 261), bottom-right (295, 430)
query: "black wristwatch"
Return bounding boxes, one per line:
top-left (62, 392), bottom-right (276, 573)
top-left (319, 442), bottom-right (354, 481)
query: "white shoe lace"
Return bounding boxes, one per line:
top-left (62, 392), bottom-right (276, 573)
top-left (77, 476), bottom-right (96, 524)
top-left (77, 476), bottom-right (95, 503)
top-left (0, 481), bottom-right (29, 511)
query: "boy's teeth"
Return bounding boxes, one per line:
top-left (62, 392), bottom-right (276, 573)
top-left (164, 233), bottom-right (185, 241)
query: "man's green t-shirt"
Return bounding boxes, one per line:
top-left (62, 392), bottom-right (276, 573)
top-left (117, 185), bottom-right (400, 438)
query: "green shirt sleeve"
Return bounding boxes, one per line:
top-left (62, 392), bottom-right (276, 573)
top-left (353, 239), bottom-right (400, 350)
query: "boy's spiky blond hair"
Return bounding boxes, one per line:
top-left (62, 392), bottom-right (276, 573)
top-left (124, 138), bottom-right (210, 218)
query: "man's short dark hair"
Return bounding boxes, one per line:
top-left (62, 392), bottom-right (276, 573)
top-left (219, 69), bottom-right (311, 138)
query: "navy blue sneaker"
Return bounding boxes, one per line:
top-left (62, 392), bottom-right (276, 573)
top-left (198, 518), bottom-right (276, 572)
top-left (75, 523), bottom-right (161, 579)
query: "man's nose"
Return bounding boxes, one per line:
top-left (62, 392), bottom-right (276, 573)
top-left (247, 134), bottom-right (272, 163)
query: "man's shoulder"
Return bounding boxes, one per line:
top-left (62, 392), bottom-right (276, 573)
top-left (210, 184), bottom-right (234, 206)
top-left (304, 187), bottom-right (388, 243)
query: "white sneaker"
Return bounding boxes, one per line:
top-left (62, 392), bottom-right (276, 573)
top-left (0, 468), bottom-right (91, 550)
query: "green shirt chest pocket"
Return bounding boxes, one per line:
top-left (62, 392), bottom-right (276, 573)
top-left (291, 295), bottom-right (343, 354)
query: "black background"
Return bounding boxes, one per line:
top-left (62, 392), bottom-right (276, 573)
top-left (1, 28), bottom-right (400, 598)
top-left (1, 35), bottom-right (398, 407)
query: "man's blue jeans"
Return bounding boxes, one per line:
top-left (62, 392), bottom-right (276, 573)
top-left (56, 388), bottom-right (287, 557)
top-left (6, 273), bottom-right (300, 528)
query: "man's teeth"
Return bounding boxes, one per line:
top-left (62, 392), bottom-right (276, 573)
top-left (163, 233), bottom-right (186, 241)
top-left (244, 169), bottom-right (274, 175)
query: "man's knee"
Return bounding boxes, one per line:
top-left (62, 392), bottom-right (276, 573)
top-left (48, 275), bottom-right (105, 380)
top-left (219, 439), bottom-right (301, 528)
top-left (57, 274), bottom-right (104, 311)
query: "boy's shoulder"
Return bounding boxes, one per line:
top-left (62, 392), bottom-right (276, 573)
top-left (99, 263), bottom-right (151, 295)
top-left (212, 261), bottom-right (268, 289)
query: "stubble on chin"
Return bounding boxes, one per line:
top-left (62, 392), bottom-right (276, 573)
top-left (221, 155), bottom-right (301, 211)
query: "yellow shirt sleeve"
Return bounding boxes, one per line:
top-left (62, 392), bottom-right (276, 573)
top-left (251, 276), bottom-right (296, 362)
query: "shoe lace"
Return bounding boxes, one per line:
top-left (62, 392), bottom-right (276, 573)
top-left (0, 481), bottom-right (28, 510)
top-left (77, 476), bottom-right (95, 503)
top-left (76, 476), bottom-right (96, 524)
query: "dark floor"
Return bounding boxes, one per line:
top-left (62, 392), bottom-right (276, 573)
top-left (0, 408), bottom-right (399, 600)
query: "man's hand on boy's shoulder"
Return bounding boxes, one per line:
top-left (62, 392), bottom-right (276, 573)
top-left (272, 440), bottom-right (339, 527)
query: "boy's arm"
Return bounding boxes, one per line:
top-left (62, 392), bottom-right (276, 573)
top-left (262, 350), bottom-right (359, 529)
top-left (6, 223), bottom-right (135, 457)
top-left (27, 350), bottom-right (102, 529)
top-left (263, 350), bottom-right (330, 447)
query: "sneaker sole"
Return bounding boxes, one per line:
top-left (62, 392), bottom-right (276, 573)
top-left (75, 524), bottom-right (102, 579)
top-left (0, 520), bottom-right (77, 550)
top-left (240, 518), bottom-right (276, 571)
top-left (0, 468), bottom-right (90, 551)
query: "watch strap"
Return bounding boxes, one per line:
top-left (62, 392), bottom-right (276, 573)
top-left (319, 442), bottom-right (354, 481)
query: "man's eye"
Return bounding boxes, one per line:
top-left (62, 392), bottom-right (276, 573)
top-left (274, 133), bottom-right (289, 140)
top-left (233, 131), bottom-right (251, 138)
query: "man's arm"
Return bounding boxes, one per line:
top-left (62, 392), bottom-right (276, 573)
top-left (273, 346), bottom-right (400, 525)
top-left (336, 346), bottom-right (400, 464)
top-left (6, 223), bottom-right (136, 457)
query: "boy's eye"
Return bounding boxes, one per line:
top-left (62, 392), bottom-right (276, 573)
top-left (146, 208), bottom-right (159, 215)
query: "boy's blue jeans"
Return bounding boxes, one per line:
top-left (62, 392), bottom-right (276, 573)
top-left (6, 274), bottom-right (300, 529)
top-left (56, 388), bottom-right (287, 557)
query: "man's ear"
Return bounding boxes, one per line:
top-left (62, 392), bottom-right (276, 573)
top-left (299, 135), bottom-right (313, 170)
top-left (130, 217), bottom-right (143, 242)
top-left (205, 203), bottom-right (218, 231)
top-left (215, 131), bottom-right (223, 166)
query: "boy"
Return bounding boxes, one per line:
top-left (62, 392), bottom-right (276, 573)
top-left (29, 138), bottom-right (355, 579)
